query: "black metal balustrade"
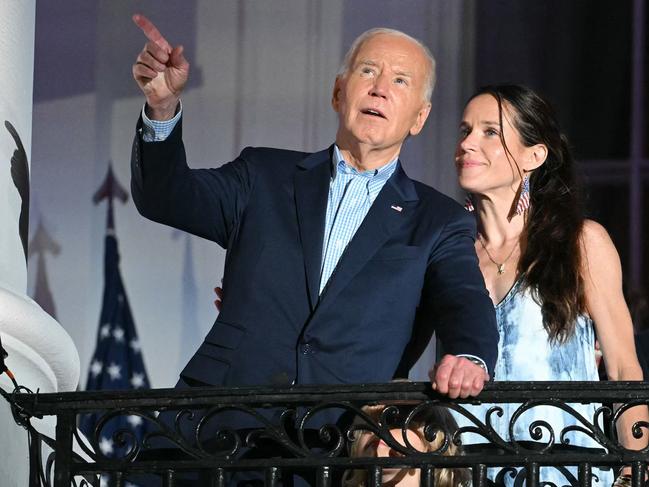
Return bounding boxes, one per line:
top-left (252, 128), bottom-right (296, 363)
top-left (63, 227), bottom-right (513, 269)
top-left (5, 381), bottom-right (649, 487)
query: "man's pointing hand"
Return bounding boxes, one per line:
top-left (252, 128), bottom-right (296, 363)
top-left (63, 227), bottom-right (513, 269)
top-left (132, 14), bottom-right (189, 120)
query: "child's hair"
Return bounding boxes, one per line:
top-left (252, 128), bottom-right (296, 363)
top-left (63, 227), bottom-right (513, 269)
top-left (342, 404), bottom-right (469, 487)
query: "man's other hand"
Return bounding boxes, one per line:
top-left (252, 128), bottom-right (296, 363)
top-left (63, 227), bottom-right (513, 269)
top-left (214, 286), bottom-right (223, 312)
top-left (132, 13), bottom-right (189, 120)
top-left (429, 354), bottom-right (489, 399)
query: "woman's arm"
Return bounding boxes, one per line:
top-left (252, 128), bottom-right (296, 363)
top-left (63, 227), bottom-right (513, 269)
top-left (581, 219), bottom-right (648, 454)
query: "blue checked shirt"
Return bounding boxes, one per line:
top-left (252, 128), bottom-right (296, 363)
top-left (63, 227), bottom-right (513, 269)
top-left (140, 103), bottom-right (182, 141)
top-left (320, 147), bottom-right (397, 293)
top-left (140, 105), bottom-right (489, 373)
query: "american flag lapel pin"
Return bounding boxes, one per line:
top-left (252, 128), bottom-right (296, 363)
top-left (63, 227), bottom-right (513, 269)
top-left (390, 204), bottom-right (403, 212)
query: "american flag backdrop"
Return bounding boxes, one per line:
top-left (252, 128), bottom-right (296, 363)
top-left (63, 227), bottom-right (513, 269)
top-left (78, 206), bottom-right (151, 460)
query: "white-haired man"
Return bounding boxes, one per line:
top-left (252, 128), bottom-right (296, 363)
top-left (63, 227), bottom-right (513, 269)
top-left (131, 15), bottom-right (496, 408)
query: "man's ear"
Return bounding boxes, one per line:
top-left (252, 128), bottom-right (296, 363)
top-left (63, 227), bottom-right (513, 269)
top-left (409, 101), bottom-right (432, 136)
top-left (331, 76), bottom-right (343, 112)
top-left (526, 143), bottom-right (548, 170)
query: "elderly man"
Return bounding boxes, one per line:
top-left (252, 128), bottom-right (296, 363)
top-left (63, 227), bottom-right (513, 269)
top-left (131, 15), bottom-right (497, 399)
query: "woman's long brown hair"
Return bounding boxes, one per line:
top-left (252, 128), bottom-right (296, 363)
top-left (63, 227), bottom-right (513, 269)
top-left (471, 85), bottom-right (585, 342)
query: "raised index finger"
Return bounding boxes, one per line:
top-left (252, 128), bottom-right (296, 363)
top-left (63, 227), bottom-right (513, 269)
top-left (132, 13), bottom-right (171, 53)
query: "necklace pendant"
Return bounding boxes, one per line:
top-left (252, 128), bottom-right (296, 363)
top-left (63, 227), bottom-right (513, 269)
top-left (497, 264), bottom-right (505, 275)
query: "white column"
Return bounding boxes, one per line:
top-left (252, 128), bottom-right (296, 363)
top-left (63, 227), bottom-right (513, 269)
top-left (0, 2), bottom-right (35, 293)
top-left (0, 3), bottom-right (81, 486)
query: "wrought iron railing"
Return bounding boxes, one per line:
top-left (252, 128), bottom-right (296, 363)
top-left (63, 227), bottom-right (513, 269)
top-left (5, 381), bottom-right (649, 487)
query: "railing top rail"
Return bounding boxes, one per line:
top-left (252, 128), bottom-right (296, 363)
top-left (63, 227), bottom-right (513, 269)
top-left (10, 381), bottom-right (649, 414)
top-left (67, 453), bottom-right (645, 472)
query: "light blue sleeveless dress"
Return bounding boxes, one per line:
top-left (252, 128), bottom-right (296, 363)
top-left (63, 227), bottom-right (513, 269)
top-left (455, 279), bottom-right (614, 487)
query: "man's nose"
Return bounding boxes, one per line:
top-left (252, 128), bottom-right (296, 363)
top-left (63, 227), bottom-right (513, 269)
top-left (369, 74), bottom-right (389, 98)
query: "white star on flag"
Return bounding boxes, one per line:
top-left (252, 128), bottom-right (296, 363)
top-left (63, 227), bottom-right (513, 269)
top-left (130, 372), bottom-right (146, 389)
top-left (98, 436), bottom-right (114, 455)
top-left (113, 326), bottom-right (125, 343)
top-left (127, 415), bottom-right (143, 428)
top-left (90, 359), bottom-right (103, 378)
top-left (129, 339), bottom-right (141, 353)
top-left (100, 323), bottom-right (111, 339)
top-left (106, 362), bottom-right (122, 381)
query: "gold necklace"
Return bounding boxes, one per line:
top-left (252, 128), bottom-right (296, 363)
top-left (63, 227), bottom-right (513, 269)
top-left (477, 234), bottom-right (518, 275)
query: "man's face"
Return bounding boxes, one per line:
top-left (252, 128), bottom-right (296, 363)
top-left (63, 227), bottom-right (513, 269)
top-left (332, 33), bottom-right (432, 157)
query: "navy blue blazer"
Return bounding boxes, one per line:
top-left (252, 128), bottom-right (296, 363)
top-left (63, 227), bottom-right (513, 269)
top-left (131, 117), bottom-right (498, 387)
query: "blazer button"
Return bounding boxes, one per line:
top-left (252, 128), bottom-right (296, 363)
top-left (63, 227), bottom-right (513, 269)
top-left (301, 343), bottom-right (313, 355)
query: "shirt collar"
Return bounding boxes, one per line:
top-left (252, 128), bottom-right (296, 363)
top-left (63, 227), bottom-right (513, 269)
top-left (331, 145), bottom-right (398, 183)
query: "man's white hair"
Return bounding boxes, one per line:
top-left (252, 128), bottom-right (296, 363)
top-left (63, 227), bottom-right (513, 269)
top-left (337, 27), bottom-right (436, 102)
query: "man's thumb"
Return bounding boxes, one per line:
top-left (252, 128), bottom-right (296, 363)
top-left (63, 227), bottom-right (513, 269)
top-left (169, 45), bottom-right (188, 68)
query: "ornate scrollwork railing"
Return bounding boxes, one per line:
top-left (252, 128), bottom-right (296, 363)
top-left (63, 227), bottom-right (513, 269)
top-left (6, 381), bottom-right (649, 487)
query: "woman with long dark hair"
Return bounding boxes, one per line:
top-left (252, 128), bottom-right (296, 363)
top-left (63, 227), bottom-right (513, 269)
top-left (455, 84), bottom-right (647, 486)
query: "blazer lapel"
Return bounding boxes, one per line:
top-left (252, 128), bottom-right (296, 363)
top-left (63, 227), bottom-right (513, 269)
top-left (294, 147), bottom-right (333, 309)
top-left (317, 162), bottom-right (419, 310)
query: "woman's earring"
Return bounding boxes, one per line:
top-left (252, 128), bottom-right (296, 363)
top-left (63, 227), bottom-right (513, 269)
top-left (515, 175), bottom-right (530, 215)
top-left (464, 194), bottom-right (475, 212)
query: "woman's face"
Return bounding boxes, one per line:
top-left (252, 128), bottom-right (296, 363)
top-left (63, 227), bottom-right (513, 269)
top-left (356, 427), bottom-right (426, 485)
top-left (455, 94), bottom-right (531, 197)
